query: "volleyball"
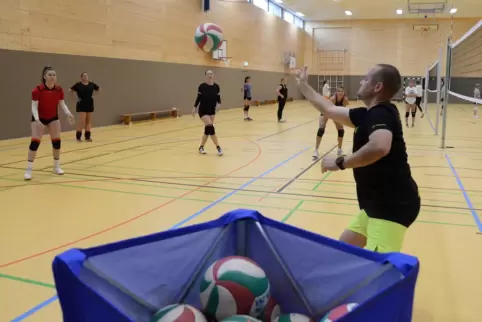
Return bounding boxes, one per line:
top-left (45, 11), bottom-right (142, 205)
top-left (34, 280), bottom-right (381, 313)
top-left (195, 23), bottom-right (224, 53)
top-left (320, 303), bottom-right (359, 322)
top-left (200, 256), bottom-right (270, 320)
top-left (258, 296), bottom-right (281, 322)
top-left (150, 304), bottom-right (207, 322)
top-left (219, 315), bottom-right (263, 322)
top-left (273, 313), bottom-right (313, 322)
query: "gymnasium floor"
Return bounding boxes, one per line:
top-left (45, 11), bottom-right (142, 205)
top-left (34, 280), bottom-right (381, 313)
top-left (0, 101), bottom-right (481, 321)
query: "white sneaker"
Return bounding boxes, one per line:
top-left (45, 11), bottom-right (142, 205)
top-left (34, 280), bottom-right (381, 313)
top-left (24, 169), bottom-right (32, 181)
top-left (53, 167), bottom-right (64, 175)
top-left (337, 148), bottom-right (344, 156)
top-left (217, 147), bottom-right (223, 156)
top-left (278, 119), bottom-right (286, 123)
top-left (313, 149), bottom-right (319, 159)
top-left (199, 146), bottom-right (206, 154)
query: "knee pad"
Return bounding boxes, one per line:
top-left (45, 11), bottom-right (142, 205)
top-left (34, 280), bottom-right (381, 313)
top-left (204, 124), bottom-right (215, 136)
top-left (29, 139), bottom-right (40, 151)
top-left (405, 112), bottom-right (410, 118)
top-left (412, 112), bottom-right (416, 118)
top-left (52, 138), bottom-right (61, 150)
top-left (243, 106), bottom-right (250, 112)
top-left (317, 128), bottom-right (325, 137)
top-left (337, 129), bottom-right (345, 138)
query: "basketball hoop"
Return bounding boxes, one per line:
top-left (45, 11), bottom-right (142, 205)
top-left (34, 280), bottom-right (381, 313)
top-left (421, 27), bottom-right (430, 37)
top-left (214, 56), bottom-right (232, 67)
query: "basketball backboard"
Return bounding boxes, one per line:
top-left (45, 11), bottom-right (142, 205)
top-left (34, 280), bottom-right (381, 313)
top-left (213, 40), bottom-right (227, 60)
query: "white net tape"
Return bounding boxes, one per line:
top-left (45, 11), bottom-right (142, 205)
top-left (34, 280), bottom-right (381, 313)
top-left (448, 90), bottom-right (482, 105)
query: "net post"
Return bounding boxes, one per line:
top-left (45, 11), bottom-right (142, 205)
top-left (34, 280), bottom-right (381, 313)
top-left (423, 65), bottom-right (429, 115)
top-left (434, 48), bottom-right (443, 135)
top-left (440, 38), bottom-right (452, 149)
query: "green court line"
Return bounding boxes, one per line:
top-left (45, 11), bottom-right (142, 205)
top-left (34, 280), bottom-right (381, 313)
top-left (312, 172), bottom-right (333, 191)
top-left (0, 273), bottom-right (55, 289)
top-left (1, 175), bottom-right (473, 227)
top-left (281, 200), bottom-right (305, 222)
top-left (67, 166), bottom-right (476, 198)
top-left (0, 173), bottom-right (474, 217)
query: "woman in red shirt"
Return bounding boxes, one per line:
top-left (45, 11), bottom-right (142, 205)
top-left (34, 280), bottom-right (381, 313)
top-left (25, 66), bottom-right (75, 180)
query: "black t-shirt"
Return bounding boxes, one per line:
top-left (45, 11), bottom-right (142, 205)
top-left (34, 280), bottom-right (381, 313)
top-left (278, 84), bottom-right (288, 100)
top-left (349, 102), bottom-right (419, 211)
top-left (70, 82), bottom-right (99, 106)
top-left (195, 82), bottom-right (221, 109)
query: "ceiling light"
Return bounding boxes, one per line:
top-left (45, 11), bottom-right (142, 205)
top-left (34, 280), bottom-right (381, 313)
top-left (450, 8), bottom-right (457, 14)
top-left (345, 10), bottom-right (352, 16)
top-left (396, 9), bottom-right (403, 15)
top-left (274, 0), bottom-right (283, 3)
top-left (296, 12), bottom-right (304, 17)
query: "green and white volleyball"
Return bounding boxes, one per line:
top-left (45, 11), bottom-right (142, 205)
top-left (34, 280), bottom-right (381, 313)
top-left (220, 315), bottom-right (263, 322)
top-left (150, 304), bottom-right (207, 322)
top-left (194, 23), bottom-right (224, 53)
top-left (273, 313), bottom-right (313, 322)
top-left (200, 256), bottom-right (270, 320)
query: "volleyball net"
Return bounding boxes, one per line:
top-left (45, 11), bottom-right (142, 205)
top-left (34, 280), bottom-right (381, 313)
top-left (440, 19), bottom-right (482, 148)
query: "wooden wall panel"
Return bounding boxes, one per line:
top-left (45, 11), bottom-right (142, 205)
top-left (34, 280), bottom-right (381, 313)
top-left (0, 0), bottom-right (306, 72)
top-left (305, 18), bottom-right (480, 76)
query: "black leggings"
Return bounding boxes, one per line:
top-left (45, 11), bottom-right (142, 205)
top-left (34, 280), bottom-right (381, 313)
top-left (277, 99), bottom-right (286, 121)
top-left (415, 97), bottom-right (423, 113)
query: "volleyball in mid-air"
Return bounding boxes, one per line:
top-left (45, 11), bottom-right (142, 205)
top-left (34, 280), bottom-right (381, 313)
top-left (195, 23), bottom-right (224, 53)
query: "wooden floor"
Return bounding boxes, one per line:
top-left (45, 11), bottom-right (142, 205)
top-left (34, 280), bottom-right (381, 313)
top-left (1, 101), bottom-right (481, 321)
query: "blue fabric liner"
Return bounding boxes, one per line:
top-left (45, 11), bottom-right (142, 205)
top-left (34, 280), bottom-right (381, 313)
top-left (53, 209), bottom-right (419, 322)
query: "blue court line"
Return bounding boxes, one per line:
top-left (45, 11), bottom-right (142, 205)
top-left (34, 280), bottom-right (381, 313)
top-left (10, 295), bottom-right (58, 322)
top-left (445, 154), bottom-right (482, 232)
top-left (426, 111), bottom-right (436, 134)
top-left (170, 147), bottom-right (310, 229)
top-left (8, 147), bottom-right (309, 321)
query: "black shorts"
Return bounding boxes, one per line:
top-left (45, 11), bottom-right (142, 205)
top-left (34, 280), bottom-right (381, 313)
top-left (76, 102), bottom-right (94, 113)
top-left (415, 97), bottom-right (422, 105)
top-left (31, 115), bottom-right (59, 126)
top-left (199, 107), bottom-right (216, 118)
top-left (364, 196), bottom-right (421, 228)
top-left (244, 96), bottom-right (252, 101)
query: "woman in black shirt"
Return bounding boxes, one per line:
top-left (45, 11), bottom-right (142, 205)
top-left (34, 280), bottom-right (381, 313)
top-left (192, 69), bottom-right (223, 156)
top-left (69, 72), bottom-right (100, 142)
top-left (276, 78), bottom-right (288, 123)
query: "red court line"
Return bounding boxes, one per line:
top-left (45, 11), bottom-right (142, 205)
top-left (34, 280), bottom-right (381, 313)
top-left (0, 139), bottom-right (262, 268)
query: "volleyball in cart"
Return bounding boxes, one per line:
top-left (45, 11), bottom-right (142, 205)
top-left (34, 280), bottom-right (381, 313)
top-left (53, 209), bottom-right (420, 322)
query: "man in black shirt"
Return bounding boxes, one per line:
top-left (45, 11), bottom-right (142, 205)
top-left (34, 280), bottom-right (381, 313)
top-left (294, 64), bottom-right (420, 253)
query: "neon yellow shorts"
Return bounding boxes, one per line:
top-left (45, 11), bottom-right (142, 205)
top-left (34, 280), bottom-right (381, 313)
top-left (347, 210), bottom-right (407, 253)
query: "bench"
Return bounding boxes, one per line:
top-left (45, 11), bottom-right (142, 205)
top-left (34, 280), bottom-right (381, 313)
top-left (121, 108), bottom-right (178, 125)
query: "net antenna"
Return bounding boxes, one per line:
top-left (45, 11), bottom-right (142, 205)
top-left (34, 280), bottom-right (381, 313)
top-left (442, 19), bottom-right (482, 150)
top-left (212, 40), bottom-right (232, 67)
top-left (423, 48), bottom-right (443, 135)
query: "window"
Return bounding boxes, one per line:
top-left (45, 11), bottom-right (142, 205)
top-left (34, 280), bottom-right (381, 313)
top-left (253, 0), bottom-right (268, 12)
top-left (294, 16), bottom-right (304, 28)
top-left (283, 10), bottom-right (294, 24)
top-left (268, 2), bottom-right (282, 17)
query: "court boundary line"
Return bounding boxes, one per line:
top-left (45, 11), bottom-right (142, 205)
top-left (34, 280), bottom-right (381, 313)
top-left (445, 154), bottom-right (482, 232)
top-left (10, 295), bottom-right (58, 322)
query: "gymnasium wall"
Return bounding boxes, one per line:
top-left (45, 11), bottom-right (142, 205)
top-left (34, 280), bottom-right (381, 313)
top-left (0, 0), bottom-right (306, 140)
top-left (304, 18), bottom-right (480, 102)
